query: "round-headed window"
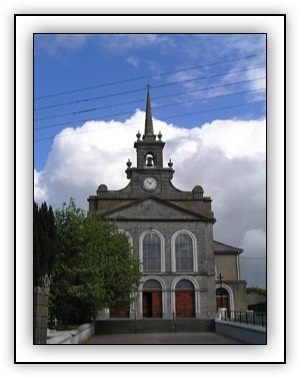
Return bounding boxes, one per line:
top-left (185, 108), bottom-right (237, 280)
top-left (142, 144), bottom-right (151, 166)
top-left (143, 233), bottom-right (161, 273)
top-left (175, 233), bottom-right (194, 272)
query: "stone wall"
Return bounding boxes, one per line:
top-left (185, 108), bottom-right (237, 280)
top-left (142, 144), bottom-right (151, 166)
top-left (33, 286), bottom-right (49, 344)
top-left (47, 323), bottom-right (95, 344)
top-left (215, 320), bottom-right (266, 344)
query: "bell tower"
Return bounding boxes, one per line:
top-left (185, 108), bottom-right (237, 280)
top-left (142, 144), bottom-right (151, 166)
top-left (125, 86), bottom-right (175, 191)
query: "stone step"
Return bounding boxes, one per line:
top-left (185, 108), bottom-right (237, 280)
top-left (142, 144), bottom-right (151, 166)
top-left (175, 319), bottom-right (215, 332)
top-left (95, 320), bottom-right (135, 334)
top-left (136, 319), bottom-right (175, 333)
top-left (95, 318), bottom-right (215, 334)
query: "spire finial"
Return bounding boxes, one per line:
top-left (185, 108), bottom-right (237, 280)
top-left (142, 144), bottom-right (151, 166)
top-left (144, 84), bottom-right (154, 138)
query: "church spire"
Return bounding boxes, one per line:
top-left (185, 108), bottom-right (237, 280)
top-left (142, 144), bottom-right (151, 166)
top-left (132, 85), bottom-right (167, 171)
top-left (143, 84), bottom-right (154, 138)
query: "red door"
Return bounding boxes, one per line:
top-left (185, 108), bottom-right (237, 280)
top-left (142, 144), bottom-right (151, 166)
top-left (176, 290), bottom-right (195, 318)
top-left (143, 291), bottom-right (162, 318)
top-left (152, 291), bottom-right (162, 318)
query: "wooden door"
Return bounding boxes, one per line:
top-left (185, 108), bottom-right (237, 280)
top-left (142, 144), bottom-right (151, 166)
top-left (143, 291), bottom-right (162, 318)
top-left (176, 290), bottom-right (195, 318)
top-left (143, 292), bottom-right (152, 317)
top-left (152, 291), bottom-right (162, 318)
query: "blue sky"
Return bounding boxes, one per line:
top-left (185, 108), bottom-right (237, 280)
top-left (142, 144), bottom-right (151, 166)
top-left (34, 34), bottom-right (266, 171)
top-left (34, 34), bottom-right (266, 288)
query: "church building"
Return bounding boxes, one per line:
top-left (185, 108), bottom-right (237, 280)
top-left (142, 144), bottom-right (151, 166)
top-left (88, 88), bottom-right (247, 319)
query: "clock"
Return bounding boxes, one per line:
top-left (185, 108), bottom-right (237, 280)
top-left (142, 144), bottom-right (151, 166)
top-left (143, 177), bottom-right (158, 191)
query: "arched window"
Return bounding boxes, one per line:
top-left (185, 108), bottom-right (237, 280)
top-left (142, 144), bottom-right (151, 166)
top-left (176, 279), bottom-right (194, 290)
top-left (118, 229), bottom-right (133, 247)
top-left (143, 233), bottom-right (161, 273)
top-left (143, 279), bottom-right (162, 290)
top-left (175, 233), bottom-right (194, 272)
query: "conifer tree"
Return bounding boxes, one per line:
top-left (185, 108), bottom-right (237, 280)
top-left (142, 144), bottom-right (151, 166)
top-left (33, 201), bottom-right (58, 286)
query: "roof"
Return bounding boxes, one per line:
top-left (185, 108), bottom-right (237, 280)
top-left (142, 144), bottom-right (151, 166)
top-left (213, 240), bottom-right (243, 254)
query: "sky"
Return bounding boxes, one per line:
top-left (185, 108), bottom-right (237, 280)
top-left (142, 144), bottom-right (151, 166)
top-left (34, 33), bottom-right (266, 288)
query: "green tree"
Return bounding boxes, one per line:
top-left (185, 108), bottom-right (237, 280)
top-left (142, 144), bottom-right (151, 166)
top-left (50, 198), bottom-right (141, 325)
top-left (33, 201), bottom-right (58, 286)
top-left (246, 287), bottom-right (266, 296)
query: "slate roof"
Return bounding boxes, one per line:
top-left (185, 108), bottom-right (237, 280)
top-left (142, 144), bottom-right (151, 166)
top-left (213, 240), bottom-right (243, 254)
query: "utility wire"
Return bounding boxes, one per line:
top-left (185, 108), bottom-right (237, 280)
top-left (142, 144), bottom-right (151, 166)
top-left (34, 53), bottom-right (264, 100)
top-left (163, 100), bottom-right (265, 121)
top-left (34, 99), bottom-right (265, 142)
top-left (34, 64), bottom-right (265, 111)
top-left (35, 77), bottom-right (265, 122)
top-left (35, 86), bottom-right (265, 131)
top-left (240, 257), bottom-right (266, 260)
top-left (154, 78), bottom-right (265, 103)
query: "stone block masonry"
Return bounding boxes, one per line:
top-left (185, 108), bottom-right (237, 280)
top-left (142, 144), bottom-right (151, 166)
top-left (33, 286), bottom-right (49, 344)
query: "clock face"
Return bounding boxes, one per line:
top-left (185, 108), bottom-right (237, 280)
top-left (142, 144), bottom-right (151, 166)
top-left (143, 177), bottom-right (158, 191)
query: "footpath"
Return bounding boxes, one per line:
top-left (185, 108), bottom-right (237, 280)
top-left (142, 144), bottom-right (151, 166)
top-left (85, 331), bottom-right (246, 344)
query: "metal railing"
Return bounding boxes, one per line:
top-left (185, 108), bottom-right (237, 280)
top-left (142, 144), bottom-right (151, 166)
top-left (216, 308), bottom-right (266, 327)
top-left (173, 311), bottom-right (177, 333)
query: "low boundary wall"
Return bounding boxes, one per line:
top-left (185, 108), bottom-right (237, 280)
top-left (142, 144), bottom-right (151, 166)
top-left (215, 320), bottom-right (266, 344)
top-left (47, 323), bottom-right (95, 344)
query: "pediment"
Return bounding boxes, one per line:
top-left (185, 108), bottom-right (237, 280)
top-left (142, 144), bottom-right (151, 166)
top-left (103, 196), bottom-right (211, 222)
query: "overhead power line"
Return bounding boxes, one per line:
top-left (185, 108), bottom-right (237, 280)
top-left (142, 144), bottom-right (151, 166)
top-left (34, 53), bottom-right (264, 100)
top-left (34, 64), bottom-right (265, 111)
top-left (34, 77), bottom-right (265, 122)
top-left (34, 99), bottom-right (265, 142)
top-left (240, 257), bottom-right (266, 260)
top-left (35, 86), bottom-right (265, 131)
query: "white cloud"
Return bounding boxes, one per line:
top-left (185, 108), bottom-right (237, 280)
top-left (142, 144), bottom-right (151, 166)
top-left (34, 169), bottom-right (48, 203)
top-left (37, 34), bottom-right (89, 55)
top-left (34, 112), bottom-right (266, 287)
top-left (54, 34), bottom-right (88, 50)
top-left (98, 34), bottom-right (175, 53)
top-left (200, 119), bottom-right (266, 159)
top-left (126, 57), bottom-right (140, 67)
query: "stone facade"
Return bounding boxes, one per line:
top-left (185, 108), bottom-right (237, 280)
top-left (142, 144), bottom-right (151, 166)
top-left (88, 89), bottom-right (247, 319)
top-left (214, 241), bottom-right (247, 312)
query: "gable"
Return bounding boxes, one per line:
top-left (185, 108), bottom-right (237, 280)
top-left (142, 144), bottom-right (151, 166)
top-left (103, 197), bottom-right (212, 222)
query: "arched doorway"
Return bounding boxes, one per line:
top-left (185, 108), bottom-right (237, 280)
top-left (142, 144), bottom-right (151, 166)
top-left (216, 287), bottom-right (230, 313)
top-left (143, 279), bottom-right (162, 318)
top-left (175, 279), bottom-right (195, 318)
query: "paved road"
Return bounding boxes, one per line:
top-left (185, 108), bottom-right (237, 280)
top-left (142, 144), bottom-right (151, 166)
top-left (85, 332), bottom-right (246, 344)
